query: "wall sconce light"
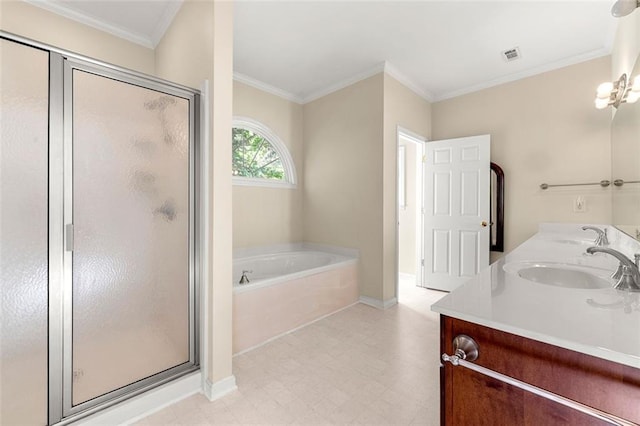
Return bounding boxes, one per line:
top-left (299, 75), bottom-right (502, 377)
top-left (611, 0), bottom-right (639, 17)
top-left (594, 73), bottom-right (640, 109)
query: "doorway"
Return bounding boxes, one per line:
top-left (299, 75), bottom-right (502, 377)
top-left (396, 128), bottom-right (426, 301)
top-left (422, 135), bottom-right (491, 292)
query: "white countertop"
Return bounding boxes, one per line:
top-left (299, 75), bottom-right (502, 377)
top-left (431, 223), bottom-right (640, 369)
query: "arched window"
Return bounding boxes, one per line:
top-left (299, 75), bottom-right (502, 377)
top-left (232, 117), bottom-right (297, 188)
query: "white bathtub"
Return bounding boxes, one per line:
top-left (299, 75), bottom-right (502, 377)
top-left (232, 248), bottom-right (359, 353)
top-left (233, 250), bottom-right (355, 293)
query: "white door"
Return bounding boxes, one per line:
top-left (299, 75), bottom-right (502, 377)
top-left (422, 135), bottom-right (490, 292)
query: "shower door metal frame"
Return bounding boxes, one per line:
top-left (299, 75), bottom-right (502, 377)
top-left (55, 56), bottom-right (200, 423)
top-left (0, 30), bottom-right (203, 425)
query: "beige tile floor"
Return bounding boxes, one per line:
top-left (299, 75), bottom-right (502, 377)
top-left (136, 278), bottom-right (446, 425)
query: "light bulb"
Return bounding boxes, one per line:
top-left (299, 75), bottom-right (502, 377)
top-left (611, 0), bottom-right (640, 17)
top-left (595, 98), bottom-right (610, 109)
top-left (626, 91), bottom-right (640, 103)
top-left (596, 82), bottom-right (614, 98)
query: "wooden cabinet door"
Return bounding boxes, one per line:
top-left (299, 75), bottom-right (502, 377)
top-left (441, 316), bottom-right (640, 425)
top-left (445, 365), bottom-right (606, 425)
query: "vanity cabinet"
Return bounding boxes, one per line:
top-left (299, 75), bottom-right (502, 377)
top-left (440, 316), bottom-right (640, 425)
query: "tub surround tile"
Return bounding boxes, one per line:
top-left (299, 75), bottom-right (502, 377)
top-left (233, 263), bottom-right (359, 353)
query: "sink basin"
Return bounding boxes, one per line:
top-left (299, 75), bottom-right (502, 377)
top-left (503, 262), bottom-right (612, 290)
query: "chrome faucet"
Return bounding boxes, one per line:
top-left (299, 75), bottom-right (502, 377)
top-left (239, 270), bottom-right (252, 284)
top-left (582, 226), bottom-right (609, 246)
top-left (585, 247), bottom-right (640, 291)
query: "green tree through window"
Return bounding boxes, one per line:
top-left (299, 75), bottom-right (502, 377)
top-left (232, 128), bottom-right (285, 180)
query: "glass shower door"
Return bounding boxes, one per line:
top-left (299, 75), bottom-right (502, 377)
top-left (0, 37), bottom-right (49, 426)
top-left (1, 33), bottom-right (200, 423)
top-left (66, 65), bottom-right (197, 412)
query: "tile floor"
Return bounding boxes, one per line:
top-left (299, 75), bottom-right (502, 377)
top-left (136, 278), bottom-right (446, 425)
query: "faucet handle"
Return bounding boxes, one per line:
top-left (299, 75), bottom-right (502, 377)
top-left (612, 263), bottom-right (624, 280)
top-left (614, 265), bottom-right (640, 292)
top-left (582, 226), bottom-right (608, 246)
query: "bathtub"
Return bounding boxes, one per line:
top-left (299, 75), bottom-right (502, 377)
top-left (232, 248), bottom-right (359, 354)
top-left (233, 250), bottom-right (355, 292)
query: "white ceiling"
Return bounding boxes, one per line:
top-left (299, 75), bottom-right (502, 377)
top-left (27, 0), bottom-right (618, 103)
top-left (234, 1), bottom-right (618, 102)
top-left (25, 0), bottom-right (183, 48)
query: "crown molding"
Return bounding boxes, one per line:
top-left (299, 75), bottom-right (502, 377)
top-left (434, 47), bottom-right (611, 102)
top-left (235, 46), bottom-right (609, 107)
top-left (233, 72), bottom-right (304, 104)
top-left (240, 61), bottom-right (434, 105)
top-left (150, 1), bottom-right (183, 47)
top-left (24, 0), bottom-right (155, 49)
top-left (383, 62), bottom-right (435, 103)
top-left (301, 62), bottom-right (386, 104)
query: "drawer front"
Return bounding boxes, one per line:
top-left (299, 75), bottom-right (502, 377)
top-left (441, 316), bottom-right (640, 424)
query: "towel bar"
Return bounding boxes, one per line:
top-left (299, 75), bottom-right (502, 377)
top-left (442, 335), bottom-right (636, 426)
top-left (540, 180), bottom-right (610, 190)
top-left (613, 179), bottom-right (640, 187)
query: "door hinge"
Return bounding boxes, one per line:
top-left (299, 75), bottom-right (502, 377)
top-left (65, 224), bottom-right (74, 252)
top-left (422, 155), bottom-right (426, 163)
top-left (421, 259), bottom-right (425, 266)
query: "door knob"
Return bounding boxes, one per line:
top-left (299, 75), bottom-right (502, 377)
top-left (481, 221), bottom-right (488, 227)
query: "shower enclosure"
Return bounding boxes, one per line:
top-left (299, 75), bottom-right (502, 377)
top-left (0, 34), bottom-right (200, 425)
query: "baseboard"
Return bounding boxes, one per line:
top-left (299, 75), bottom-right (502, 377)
top-left (203, 375), bottom-right (237, 401)
top-left (383, 297), bottom-right (398, 308)
top-left (78, 371), bottom-right (202, 425)
top-left (359, 296), bottom-right (398, 309)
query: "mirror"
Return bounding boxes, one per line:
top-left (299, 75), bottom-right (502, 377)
top-left (612, 53), bottom-right (640, 239)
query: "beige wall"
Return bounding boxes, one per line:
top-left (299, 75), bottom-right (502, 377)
top-left (303, 74), bottom-right (384, 300)
top-left (232, 82), bottom-right (304, 248)
top-left (155, 0), bottom-right (234, 386)
top-left (303, 73), bottom-right (431, 303)
top-left (382, 75), bottom-right (431, 300)
top-left (432, 57), bottom-right (612, 259)
top-left (0, 1), bottom-right (155, 74)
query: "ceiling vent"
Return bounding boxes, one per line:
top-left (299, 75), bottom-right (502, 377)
top-left (501, 47), bottom-right (521, 62)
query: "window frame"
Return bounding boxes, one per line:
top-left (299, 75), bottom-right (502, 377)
top-left (232, 116), bottom-right (297, 189)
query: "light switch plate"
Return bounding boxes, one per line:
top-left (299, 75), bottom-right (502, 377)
top-left (574, 196), bottom-right (587, 213)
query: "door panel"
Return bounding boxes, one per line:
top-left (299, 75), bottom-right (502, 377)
top-left (71, 69), bottom-right (191, 406)
top-left (461, 171), bottom-right (479, 216)
top-left (0, 38), bottom-right (49, 426)
top-left (459, 231), bottom-right (479, 277)
top-left (434, 172), bottom-right (452, 215)
top-left (423, 135), bottom-right (490, 291)
top-left (433, 229), bottom-right (451, 274)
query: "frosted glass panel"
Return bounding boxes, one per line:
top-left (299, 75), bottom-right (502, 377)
top-left (0, 39), bottom-right (49, 425)
top-left (72, 70), bottom-right (190, 404)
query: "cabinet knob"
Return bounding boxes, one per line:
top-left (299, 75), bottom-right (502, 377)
top-left (441, 334), bottom-right (479, 365)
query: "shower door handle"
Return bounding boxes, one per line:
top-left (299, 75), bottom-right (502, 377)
top-left (65, 224), bottom-right (74, 252)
